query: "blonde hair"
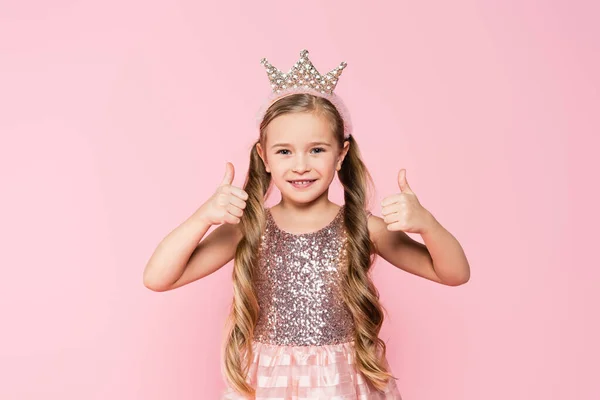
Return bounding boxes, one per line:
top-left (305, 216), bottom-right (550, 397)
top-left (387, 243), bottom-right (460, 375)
top-left (220, 93), bottom-right (396, 396)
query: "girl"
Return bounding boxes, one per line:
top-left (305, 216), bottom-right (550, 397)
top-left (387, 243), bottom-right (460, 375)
top-left (144, 49), bottom-right (470, 399)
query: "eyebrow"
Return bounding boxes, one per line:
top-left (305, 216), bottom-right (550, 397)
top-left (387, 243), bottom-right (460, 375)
top-left (270, 141), bottom-right (332, 149)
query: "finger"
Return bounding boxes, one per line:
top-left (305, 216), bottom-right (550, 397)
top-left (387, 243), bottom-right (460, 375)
top-left (230, 186), bottom-right (249, 201)
top-left (224, 212), bottom-right (241, 224)
top-left (220, 162), bottom-right (235, 186)
top-left (382, 210), bottom-right (401, 223)
top-left (397, 169), bottom-right (414, 194)
top-left (228, 195), bottom-right (246, 210)
top-left (226, 203), bottom-right (245, 218)
top-left (381, 203), bottom-right (401, 217)
top-left (381, 194), bottom-right (402, 208)
top-left (386, 221), bottom-right (406, 231)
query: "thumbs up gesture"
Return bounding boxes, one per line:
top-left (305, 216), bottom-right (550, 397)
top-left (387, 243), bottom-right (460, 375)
top-left (201, 162), bottom-right (249, 225)
top-left (380, 169), bottom-right (434, 234)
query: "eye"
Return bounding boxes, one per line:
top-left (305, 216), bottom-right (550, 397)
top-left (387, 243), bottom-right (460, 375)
top-left (311, 147), bottom-right (326, 154)
top-left (276, 149), bottom-right (290, 155)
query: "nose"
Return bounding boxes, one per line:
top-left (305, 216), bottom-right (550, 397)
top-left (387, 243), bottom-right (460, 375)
top-left (292, 154), bottom-right (310, 173)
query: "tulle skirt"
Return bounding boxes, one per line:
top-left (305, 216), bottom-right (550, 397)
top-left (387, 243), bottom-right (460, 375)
top-left (221, 339), bottom-right (403, 399)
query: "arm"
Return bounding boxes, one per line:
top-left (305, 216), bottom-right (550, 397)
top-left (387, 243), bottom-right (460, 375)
top-left (371, 168), bottom-right (470, 286)
top-left (368, 212), bottom-right (470, 286)
top-left (143, 205), bottom-right (243, 292)
top-left (143, 162), bottom-right (248, 292)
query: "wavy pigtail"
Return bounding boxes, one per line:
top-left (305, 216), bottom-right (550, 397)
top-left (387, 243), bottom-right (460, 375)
top-left (338, 134), bottom-right (397, 391)
top-left (220, 141), bottom-right (272, 398)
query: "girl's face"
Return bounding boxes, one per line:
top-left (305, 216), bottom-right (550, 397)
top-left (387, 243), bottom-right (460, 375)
top-left (257, 111), bottom-right (349, 205)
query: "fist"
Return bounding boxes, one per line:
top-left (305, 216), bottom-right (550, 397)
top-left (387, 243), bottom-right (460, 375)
top-left (202, 162), bottom-right (249, 225)
top-left (380, 169), bottom-right (432, 234)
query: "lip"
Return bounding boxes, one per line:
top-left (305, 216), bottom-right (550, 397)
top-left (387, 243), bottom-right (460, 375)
top-left (288, 179), bottom-right (317, 189)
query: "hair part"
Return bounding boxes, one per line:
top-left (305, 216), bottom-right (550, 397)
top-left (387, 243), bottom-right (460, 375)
top-left (221, 93), bottom-right (397, 396)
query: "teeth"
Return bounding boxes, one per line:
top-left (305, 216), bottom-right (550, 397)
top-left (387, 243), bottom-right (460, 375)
top-left (291, 180), bottom-right (314, 186)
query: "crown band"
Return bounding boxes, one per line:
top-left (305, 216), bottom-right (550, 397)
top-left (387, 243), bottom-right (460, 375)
top-left (255, 49), bottom-right (353, 139)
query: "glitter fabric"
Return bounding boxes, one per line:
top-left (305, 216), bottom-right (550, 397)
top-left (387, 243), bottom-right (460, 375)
top-left (220, 205), bottom-right (403, 399)
top-left (253, 204), bottom-right (355, 346)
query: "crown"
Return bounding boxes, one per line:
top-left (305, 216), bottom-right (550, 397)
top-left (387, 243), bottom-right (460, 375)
top-left (260, 49), bottom-right (347, 95)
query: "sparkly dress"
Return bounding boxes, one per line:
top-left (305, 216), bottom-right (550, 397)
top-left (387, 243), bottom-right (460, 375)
top-left (221, 205), bottom-right (402, 399)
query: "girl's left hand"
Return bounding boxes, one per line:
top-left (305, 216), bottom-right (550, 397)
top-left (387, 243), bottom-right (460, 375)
top-left (381, 169), bottom-right (436, 235)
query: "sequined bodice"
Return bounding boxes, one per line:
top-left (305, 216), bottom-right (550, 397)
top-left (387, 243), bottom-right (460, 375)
top-left (253, 205), bottom-right (356, 346)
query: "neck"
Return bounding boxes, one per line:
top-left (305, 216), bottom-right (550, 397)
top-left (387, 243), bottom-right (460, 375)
top-left (277, 194), bottom-right (335, 215)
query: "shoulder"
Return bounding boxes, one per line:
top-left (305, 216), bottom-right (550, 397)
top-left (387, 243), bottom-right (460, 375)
top-left (365, 210), bottom-right (387, 246)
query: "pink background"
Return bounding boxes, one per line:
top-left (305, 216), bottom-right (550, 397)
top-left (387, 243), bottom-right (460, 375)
top-left (1, 1), bottom-right (598, 399)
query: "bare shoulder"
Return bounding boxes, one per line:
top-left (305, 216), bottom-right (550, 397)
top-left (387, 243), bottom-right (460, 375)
top-left (365, 211), bottom-right (388, 246)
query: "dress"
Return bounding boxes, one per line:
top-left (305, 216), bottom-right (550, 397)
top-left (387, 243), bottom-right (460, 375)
top-left (221, 205), bottom-right (402, 399)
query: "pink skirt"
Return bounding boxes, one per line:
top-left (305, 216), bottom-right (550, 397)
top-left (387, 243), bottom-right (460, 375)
top-left (221, 340), bottom-right (403, 399)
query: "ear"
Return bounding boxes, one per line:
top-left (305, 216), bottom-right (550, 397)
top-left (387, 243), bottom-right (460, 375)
top-left (256, 142), bottom-right (271, 173)
top-left (336, 140), bottom-right (350, 171)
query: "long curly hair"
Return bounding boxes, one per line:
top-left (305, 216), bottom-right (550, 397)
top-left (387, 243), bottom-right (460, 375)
top-left (220, 93), bottom-right (396, 396)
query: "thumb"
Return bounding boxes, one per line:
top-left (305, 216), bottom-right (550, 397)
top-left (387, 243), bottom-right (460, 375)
top-left (220, 162), bottom-right (235, 186)
top-left (398, 169), bottom-right (413, 194)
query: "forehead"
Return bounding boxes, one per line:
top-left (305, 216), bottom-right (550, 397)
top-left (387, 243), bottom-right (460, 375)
top-left (266, 112), bottom-right (334, 146)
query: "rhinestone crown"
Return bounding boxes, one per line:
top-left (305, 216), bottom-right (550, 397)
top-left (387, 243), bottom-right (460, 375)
top-left (260, 49), bottom-right (347, 95)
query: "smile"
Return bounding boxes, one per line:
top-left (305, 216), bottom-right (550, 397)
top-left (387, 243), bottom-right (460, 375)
top-left (288, 179), bottom-right (316, 188)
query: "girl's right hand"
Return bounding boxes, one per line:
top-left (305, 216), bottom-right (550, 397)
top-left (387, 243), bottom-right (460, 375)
top-left (201, 162), bottom-right (249, 225)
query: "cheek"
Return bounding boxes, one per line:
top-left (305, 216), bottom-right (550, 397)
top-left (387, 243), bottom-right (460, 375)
top-left (315, 156), bottom-right (337, 170)
top-left (269, 162), bottom-right (284, 172)
top-left (269, 164), bottom-right (287, 179)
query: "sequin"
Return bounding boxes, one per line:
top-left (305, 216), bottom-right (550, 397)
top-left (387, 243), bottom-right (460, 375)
top-left (253, 204), bottom-right (356, 346)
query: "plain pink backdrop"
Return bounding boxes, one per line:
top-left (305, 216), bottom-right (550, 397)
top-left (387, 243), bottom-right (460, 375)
top-left (1, 0), bottom-right (598, 399)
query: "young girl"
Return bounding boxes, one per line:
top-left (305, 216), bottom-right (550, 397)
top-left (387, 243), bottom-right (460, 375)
top-left (144, 49), bottom-right (470, 399)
